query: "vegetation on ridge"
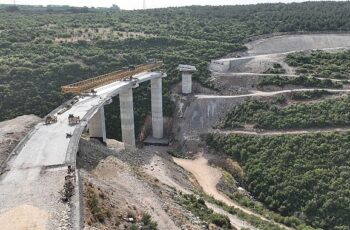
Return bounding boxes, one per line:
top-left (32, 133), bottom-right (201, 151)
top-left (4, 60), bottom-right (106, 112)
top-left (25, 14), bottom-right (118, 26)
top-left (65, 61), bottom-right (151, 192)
top-left (206, 133), bottom-right (350, 229)
top-left (1, 2), bottom-right (350, 140)
top-left (286, 50), bottom-right (350, 79)
top-left (221, 96), bottom-right (350, 130)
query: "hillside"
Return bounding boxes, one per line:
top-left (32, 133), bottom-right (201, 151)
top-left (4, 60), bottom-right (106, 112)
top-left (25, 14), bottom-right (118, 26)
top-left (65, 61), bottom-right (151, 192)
top-left (1, 3), bottom-right (350, 230)
top-left (1, 2), bottom-right (350, 140)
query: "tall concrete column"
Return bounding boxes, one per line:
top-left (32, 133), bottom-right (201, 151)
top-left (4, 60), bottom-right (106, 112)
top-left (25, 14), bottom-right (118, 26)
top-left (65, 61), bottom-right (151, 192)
top-left (178, 64), bottom-right (197, 95)
top-left (119, 88), bottom-right (136, 147)
top-left (88, 107), bottom-right (106, 143)
top-left (151, 77), bottom-right (163, 139)
top-left (182, 72), bottom-right (192, 94)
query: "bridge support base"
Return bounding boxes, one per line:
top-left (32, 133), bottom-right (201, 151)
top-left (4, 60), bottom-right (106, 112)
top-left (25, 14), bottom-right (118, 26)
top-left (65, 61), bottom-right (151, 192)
top-left (88, 107), bottom-right (106, 143)
top-left (151, 77), bottom-right (164, 139)
top-left (119, 88), bottom-right (136, 148)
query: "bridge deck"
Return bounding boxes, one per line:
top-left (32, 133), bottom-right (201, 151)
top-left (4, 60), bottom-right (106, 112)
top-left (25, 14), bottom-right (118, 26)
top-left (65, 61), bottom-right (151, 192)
top-left (0, 72), bottom-right (163, 229)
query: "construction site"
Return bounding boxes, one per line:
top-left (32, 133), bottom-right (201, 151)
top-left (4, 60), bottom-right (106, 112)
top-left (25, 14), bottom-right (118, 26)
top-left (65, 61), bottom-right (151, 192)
top-left (1, 24), bottom-right (350, 230)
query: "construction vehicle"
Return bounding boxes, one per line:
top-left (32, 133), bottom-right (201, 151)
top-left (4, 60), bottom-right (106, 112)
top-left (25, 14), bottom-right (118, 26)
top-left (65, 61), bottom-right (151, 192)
top-left (61, 61), bottom-right (163, 94)
top-left (90, 89), bottom-right (97, 95)
top-left (45, 115), bottom-right (57, 125)
top-left (68, 114), bottom-right (80, 126)
top-left (128, 65), bottom-right (136, 70)
top-left (58, 97), bottom-right (79, 115)
top-left (122, 75), bottom-right (136, 82)
top-left (58, 105), bottom-right (71, 115)
top-left (71, 97), bottom-right (79, 105)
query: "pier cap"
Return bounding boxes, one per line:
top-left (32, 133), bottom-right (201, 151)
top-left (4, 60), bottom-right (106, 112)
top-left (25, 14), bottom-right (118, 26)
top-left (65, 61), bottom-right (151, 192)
top-left (177, 64), bottom-right (197, 72)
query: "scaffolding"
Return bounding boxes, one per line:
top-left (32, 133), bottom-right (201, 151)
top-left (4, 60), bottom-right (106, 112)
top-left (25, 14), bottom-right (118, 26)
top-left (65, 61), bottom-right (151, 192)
top-left (61, 61), bottom-right (163, 94)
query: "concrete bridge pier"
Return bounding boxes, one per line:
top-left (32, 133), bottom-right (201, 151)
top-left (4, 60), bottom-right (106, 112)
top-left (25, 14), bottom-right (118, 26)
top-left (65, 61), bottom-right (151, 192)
top-left (177, 64), bottom-right (197, 94)
top-left (182, 72), bottom-right (192, 94)
top-left (88, 107), bottom-right (106, 143)
top-left (151, 77), bottom-right (163, 139)
top-left (119, 87), bottom-right (136, 148)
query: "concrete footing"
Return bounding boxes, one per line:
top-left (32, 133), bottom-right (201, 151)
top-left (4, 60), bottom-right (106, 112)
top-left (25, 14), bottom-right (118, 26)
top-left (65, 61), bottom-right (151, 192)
top-left (144, 136), bottom-right (169, 146)
top-left (119, 88), bottom-right (136, 148)
top-left (151, 77), bottom-right (164, 139)
top-left (88, 107), bottom-right (106, 143)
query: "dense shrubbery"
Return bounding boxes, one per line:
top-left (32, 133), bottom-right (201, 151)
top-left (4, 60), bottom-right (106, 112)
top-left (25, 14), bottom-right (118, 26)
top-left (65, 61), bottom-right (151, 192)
top-left (140, 213), bottom-right (158, 230)
top-left (180, 194), bottom-right (232, 229)
top-left (206, 195), bottom-right (313, 230)
top-left (263, 63), bottom-right (286, 74)
top-left (290, 90), bottom-right (333, 100)
top-left (258, 75), bottom-right (342, 89)
top-left (1, 2), bottom-right (350, 139)
top-left (221, 96), bottom-right (350, 130)
top-left (286, 51), bottom-right (350, 79)
top-left (206, 133), bottom-right (350, 229)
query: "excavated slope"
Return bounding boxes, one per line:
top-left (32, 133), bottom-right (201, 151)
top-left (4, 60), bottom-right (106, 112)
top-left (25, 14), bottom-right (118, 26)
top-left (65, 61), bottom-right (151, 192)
top-left (246, 33), bottom-right (350, 55)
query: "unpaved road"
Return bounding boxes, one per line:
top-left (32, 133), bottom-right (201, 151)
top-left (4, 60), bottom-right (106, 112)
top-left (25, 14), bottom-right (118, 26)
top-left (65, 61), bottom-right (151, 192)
top-left (142, 151), bottom-right (255, 230)
top-left (196, 88), bottom-right (350, 99)
top-left (212, 72), bottom-right (346, 82)
top-left (173, 153), bottom-right (289, 229)
top-left (215, 127), bottom-right (350, 136)
top-left (206, 202), bottom-right (258, 230)
top-left (173, 154), bottom-right (258, 215)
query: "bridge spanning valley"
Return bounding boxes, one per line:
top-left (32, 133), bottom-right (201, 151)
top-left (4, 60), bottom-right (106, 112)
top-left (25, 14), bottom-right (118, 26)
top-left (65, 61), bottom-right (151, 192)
top-left (0, 70), bottom-right (169, 229)
top-left (0, 59), bottom-right (198, 228)
top-left (1, 33), bottom-right (350, 229)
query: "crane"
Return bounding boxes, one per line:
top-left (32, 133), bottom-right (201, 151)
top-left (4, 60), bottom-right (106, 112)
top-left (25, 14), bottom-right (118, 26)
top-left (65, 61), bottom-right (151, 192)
top-left (61, 61), bottom-right (163, 94)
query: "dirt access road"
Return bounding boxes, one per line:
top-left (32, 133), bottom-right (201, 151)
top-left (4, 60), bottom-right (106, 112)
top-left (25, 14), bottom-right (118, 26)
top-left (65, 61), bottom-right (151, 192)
top-left (173, 153), bottom-right (290, 229)
top-left (215, 127), bottom-right (350, 136)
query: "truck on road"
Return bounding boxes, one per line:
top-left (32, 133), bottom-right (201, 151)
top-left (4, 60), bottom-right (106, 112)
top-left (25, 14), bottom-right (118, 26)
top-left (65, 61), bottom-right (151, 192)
top-left (68, 114), bottom-right (80, 126)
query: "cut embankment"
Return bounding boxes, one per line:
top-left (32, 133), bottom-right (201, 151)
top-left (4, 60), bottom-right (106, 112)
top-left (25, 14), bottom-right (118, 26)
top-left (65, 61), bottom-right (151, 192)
top-left (246, 33), bottom-right (350, 55)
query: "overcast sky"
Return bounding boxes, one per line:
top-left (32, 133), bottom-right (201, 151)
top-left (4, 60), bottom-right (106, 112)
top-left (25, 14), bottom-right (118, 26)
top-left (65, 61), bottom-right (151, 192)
top-left (0, 0), bottom-right (346, 10)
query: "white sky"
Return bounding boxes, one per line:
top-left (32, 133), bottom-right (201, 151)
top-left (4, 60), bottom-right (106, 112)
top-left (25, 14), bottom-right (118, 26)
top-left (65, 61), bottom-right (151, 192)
top-left (0, 0), bottom-right (346, 10)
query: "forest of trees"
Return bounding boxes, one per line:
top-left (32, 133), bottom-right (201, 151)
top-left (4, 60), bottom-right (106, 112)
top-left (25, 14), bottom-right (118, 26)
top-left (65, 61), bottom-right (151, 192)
top-left (286, 50), bottom-right (350, 79)
top-left (290, 90), bottom-right (333, 100)
top-left (258, 75), bottom-right (343, 89)
top-left (1, 3), bottom-right (350, 229)
top-left (221, 96), bottom-right (350, 130)
top-left (206, 133), bottom-right (350, 229)
top-left (1, 2), bottom-right (350, 139)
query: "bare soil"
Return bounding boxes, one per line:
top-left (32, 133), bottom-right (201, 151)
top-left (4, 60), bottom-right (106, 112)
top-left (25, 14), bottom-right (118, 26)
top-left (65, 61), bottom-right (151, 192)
top-left (0, 115), bottom-right (41, 166)
top-left (0, 205), bottom-right (49, 230)
top-left (173, 153), bottom-right (290, 229)
top-left (78, 140), bottom-right (207, 229)
top-left (246, 33), bottom-right (350, 55)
